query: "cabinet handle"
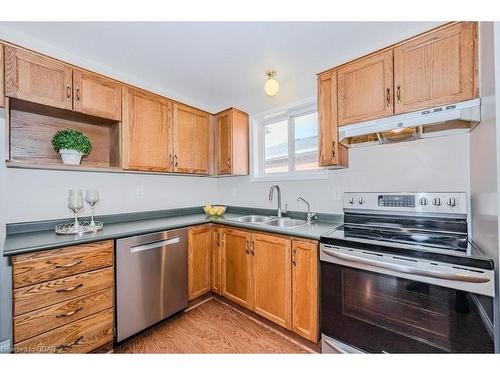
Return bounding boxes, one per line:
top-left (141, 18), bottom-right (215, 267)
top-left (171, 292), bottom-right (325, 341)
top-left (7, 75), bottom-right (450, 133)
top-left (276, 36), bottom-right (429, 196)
top-left (331, 141), bottom-right (336, 159)
top-left (250, 241), bottom-right (255, 256)
top-left (292, 249), bottom-right (297, 267)
top-left (54, 259), bottom-right (82, 269)
top-left (56, 306), bottom-right (83, 318)
top-left (76, 88), bottom-right (80, 102)
top-left (56, 336), bottom-right (83, 352)
top-left (227, 158), bottom-right (231, 169)
top-left (386, 88), bottom-right (391, 107)
top-left (174, 154), bottom-right (178, 167)
top-left (56, 283), bottom-right (83, 293)
top-left (396, 84), bottom-right (401, 104)
top-left (66, 84), bottom-right (71, 100)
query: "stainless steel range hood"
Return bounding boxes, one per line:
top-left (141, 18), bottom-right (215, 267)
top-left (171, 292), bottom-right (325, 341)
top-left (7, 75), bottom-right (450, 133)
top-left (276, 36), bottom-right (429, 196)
top-left (339, 99), bottom-right (481, 147)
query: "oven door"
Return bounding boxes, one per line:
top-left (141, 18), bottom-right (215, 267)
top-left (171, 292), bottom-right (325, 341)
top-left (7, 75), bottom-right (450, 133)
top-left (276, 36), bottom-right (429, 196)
top-left (320, 244), bottom-right (495, 353)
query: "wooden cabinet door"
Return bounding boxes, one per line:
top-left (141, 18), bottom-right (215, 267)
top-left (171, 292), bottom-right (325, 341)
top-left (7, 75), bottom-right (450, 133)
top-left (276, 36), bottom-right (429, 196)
top-left (0, 44), bottom-right (4, 108)
top-left (73, 69), bottom-right (122, 120)
top-left (4, 46), bottom-right (73, 110)
top-left (211, 226), bottom-right (222, 295)
top-left (251, 233), bottom-right (291, 329)
top-left (338, 50), bottom-right (394, 125)
top-left (121, 87), bottom-right (172, 171)
top-left (221, 228), bottom-right (252, 309)
top-left (172, 104), bottom-right (210, 174)
top-left (188, 225), bottom-right (212, 300)
top-left (291, 239), bottom-right (318, 343)
top-left (216, 110), bottom-right (232, 175)
top-left (394, 22), bottom-right (477, 114)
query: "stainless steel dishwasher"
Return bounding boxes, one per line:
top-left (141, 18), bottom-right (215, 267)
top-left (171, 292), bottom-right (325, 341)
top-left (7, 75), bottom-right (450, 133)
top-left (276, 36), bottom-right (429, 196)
top-left (116, 228), bottom-right (188, 342)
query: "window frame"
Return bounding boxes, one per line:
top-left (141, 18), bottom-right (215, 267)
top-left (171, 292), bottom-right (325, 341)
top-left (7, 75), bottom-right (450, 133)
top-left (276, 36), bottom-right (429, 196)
top-left (252, 101), bottom-right (329, 182)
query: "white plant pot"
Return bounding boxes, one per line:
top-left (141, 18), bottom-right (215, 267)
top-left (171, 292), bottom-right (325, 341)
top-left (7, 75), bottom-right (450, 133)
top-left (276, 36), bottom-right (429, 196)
top-left (59, 149), bottom-right (84, 165)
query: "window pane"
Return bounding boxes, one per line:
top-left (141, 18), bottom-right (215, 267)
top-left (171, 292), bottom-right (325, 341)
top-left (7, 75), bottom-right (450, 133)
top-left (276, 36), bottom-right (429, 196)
top-left (264, 120), bottom-right (289, 173)
top-left (294, 112), bottom-right (319, 171)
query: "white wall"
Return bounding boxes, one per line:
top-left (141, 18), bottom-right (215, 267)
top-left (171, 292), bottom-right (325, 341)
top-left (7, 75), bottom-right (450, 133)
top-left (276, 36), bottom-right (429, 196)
top-left (217, 134), bottom-right (470, 214)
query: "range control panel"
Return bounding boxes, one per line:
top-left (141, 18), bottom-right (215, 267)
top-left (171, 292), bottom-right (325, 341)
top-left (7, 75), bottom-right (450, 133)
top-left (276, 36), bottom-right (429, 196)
top-left (344, 192), bottom-right (467, 215)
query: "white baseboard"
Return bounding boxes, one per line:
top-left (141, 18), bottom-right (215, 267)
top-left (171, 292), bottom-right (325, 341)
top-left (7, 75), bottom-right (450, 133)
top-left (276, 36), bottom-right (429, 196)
top-left (0, 339), bottom-right (11, 354)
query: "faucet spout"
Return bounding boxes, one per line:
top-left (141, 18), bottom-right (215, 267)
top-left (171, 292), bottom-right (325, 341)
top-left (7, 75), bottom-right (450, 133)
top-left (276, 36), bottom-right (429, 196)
top-left (269, 185), bottom-right (284, 217)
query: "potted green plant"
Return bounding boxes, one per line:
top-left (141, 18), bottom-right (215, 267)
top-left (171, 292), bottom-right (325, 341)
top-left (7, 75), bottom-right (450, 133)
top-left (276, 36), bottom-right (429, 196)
top-left (51, 128), bottom-right (92, 165)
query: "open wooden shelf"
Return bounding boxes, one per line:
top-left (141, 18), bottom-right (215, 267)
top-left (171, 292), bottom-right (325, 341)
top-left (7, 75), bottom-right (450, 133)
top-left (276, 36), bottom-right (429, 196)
top-left (7, 98), bottom-right (121, 169)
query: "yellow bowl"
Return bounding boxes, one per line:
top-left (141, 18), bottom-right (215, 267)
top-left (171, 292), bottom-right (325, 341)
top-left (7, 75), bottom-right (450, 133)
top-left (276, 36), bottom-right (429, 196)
top-left (203, 205), bottom-right (226, 217)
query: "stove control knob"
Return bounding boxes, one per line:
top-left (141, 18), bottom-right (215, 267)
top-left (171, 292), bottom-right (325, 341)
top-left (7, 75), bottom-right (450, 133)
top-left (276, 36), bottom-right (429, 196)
top-left (433, 197), bottom-right (441, 206)
top-left (447, 198), bottom-right (457, 207)
top-left (419, 197), bottom-right (427, 206)
top-left (348, 197), bottom-right (355, 205)
top-left (358, 197), bottom-right (365, 205)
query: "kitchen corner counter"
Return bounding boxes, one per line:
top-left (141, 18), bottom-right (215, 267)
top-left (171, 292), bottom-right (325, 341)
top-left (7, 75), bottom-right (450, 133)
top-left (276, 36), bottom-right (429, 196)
top-left (3, 207), bottom-right (343, 256)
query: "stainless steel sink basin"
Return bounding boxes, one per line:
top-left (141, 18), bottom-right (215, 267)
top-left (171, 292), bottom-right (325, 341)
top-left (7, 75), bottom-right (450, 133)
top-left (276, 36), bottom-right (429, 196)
top-left (232, 215), bottom-right (275, 223)
top-left (265, 218), bottom-right (307, 228)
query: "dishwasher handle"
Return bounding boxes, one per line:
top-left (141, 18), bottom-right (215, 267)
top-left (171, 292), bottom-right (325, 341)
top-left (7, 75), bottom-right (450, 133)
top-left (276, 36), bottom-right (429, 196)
top-left (130, 237), bottom-right (180, 253)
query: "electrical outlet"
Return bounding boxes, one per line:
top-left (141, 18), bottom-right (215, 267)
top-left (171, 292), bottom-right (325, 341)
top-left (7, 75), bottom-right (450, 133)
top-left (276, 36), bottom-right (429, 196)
top-left (333, 189), bottom-right (342, 201)
top-left (136, 188), bottom-right (144, 198)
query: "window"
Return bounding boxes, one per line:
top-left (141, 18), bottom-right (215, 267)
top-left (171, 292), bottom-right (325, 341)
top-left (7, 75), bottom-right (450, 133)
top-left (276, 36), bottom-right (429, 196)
top-left (254, 103), bottom-right (328, 181)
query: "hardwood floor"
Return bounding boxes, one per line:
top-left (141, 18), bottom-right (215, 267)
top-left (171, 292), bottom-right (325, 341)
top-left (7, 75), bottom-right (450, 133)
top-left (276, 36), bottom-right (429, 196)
top-left (114, 298), bottom-right (313, 354)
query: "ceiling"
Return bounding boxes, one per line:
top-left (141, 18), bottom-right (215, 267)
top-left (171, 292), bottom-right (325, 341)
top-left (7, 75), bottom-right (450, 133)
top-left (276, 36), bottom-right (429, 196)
top-left (0, 22), bottom-right (441, 113)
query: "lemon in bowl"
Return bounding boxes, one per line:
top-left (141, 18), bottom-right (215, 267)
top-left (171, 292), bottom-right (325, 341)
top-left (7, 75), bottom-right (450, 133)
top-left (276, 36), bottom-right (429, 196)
top-left (203, 205), bottom-right (227, 217)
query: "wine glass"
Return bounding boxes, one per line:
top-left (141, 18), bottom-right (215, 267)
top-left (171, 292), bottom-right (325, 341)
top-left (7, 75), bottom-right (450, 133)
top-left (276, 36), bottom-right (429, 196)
top-left (85, 190), bottom-right (99, 229)
top-left (68, 190), bottom-right (84, 231)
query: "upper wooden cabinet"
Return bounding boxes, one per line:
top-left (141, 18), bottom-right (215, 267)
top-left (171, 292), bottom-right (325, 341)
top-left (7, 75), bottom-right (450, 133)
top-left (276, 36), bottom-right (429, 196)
top-left (317, 70), bottom-right (348, 167)
top-left (394, 22), bottom-right (477, 114)
top-left (73, 69), bottom-right (122, 121)
top-left (172, 104), bottom-right (211, 175)
top-left (215, 108), bottom-right (249, 175)
top-left (338, 50), bottom-right (394, 126)
top-left (121, 87), bottom-right (172, 172)
top-left (188, 225), bottom-right (212, 300)
top-left (0, 44), bottom-right (5, 108)
top-left (252, 233), bottom-right (291, 329)
top-left (4, 46), bottom-right (73, 111)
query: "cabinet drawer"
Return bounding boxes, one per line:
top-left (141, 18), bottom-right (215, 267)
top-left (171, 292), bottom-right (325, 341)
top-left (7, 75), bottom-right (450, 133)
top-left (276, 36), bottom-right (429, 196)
top-left (13, 267), bottom-right (113, 316)
top-left (14, 288), bottom-right (113, 343)
top-left (12, 240), bottom-right (113, 288)
top-left (14, 309), bottom-right (113, 353)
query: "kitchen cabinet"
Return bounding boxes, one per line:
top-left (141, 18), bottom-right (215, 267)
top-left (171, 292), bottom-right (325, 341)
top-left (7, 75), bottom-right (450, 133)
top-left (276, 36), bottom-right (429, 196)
top-left (188, 225), bottom-right (212, 300)
top-left (73, 69), bottom-right (122, 121)
top-left (221, 227), bottom-right (253, 309)
top-left (4, 46), bottom-right (73, 110)
top-left (11, 240), bottom-right (114, 353)
top-left (338, 49), bottom-right (394, 126)
top-left (172, 103), bottom-right (211, 174)
top-left (215, 108), bottom-right (249, 175)
top-left (251, 233), bottom-right (291, 329)
top-left (317, 70), bottom-right (348, 167)
top-left (122, 87), bottom-right (173, 172)
top-left (291, 239), bottom-right (318, 343)
top-left (0, 44), bottom-right (4, 108)
top-left (394, 22), bottom-right (477, 114)
top-left (211, 226), bottom-right (222, 295)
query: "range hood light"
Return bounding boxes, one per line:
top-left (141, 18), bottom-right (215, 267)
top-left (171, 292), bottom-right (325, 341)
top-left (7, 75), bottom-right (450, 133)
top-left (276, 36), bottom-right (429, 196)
top-left (392, 127), bottom-right (405, 133)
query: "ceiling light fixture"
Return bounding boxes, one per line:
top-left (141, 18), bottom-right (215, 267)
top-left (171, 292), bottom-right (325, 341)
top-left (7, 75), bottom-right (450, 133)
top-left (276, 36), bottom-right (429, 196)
top-left (264, 70), bottom-right (279, 97)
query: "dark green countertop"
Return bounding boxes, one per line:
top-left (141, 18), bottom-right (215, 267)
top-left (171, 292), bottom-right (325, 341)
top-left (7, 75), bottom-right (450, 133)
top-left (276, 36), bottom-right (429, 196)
top-left (3, 207), bottom-right (343, 256)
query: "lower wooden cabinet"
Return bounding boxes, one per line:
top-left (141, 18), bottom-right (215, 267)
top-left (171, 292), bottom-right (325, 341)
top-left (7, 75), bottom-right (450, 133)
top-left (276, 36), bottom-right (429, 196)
top-left (11, 240), bottom-right (114, 353)
top-left (291, 239), bottom-right (319, 343)
top-left (188, 225), bottom-right (212, 300)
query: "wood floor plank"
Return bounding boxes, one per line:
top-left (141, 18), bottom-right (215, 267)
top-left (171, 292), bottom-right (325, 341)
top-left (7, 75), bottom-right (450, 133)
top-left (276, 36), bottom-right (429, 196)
top-left (114, 298), bottom-right (310, 354)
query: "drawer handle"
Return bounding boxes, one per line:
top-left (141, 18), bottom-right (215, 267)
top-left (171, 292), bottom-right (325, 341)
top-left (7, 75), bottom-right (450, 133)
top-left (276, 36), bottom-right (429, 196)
top-left (56, 283), bottom-right (83, 293)
top-left (56, 336), bottom-right (83, 352)
top-left (54, 259), bottom-right (82, 269)
top-left (56, 306), bottom-right (83, 318)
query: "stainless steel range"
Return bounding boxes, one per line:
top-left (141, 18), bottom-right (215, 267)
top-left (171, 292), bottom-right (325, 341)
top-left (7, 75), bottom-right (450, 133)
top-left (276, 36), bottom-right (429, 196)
top-left (320, 192), bottom-right (495, 353)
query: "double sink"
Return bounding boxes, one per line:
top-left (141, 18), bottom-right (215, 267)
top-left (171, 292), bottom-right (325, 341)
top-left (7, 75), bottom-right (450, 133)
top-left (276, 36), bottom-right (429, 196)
top-left (229, 215), bottom-right (308, 229)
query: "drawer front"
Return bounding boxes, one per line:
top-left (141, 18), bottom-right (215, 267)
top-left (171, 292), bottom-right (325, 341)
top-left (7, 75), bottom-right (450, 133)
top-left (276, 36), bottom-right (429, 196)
top-left (14, 267), bottom-right (113, 316)
top-left (14, 288), bottom-right (113, 343)
top-left (14, 309), bottom-right (113, 353)
top-left (12, 240), bottom-right (113, 288)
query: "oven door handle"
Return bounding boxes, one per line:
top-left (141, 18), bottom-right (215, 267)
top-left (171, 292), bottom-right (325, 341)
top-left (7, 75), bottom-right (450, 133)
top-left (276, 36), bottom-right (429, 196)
top-left (321, 248), bottom-right (491, 284)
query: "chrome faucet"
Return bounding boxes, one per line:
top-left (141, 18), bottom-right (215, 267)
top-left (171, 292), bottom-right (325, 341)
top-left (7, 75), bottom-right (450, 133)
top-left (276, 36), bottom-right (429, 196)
top-left (297, 196), bottom-right (317, 223)
top-left (269, 185), bottom-right (286, 217)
